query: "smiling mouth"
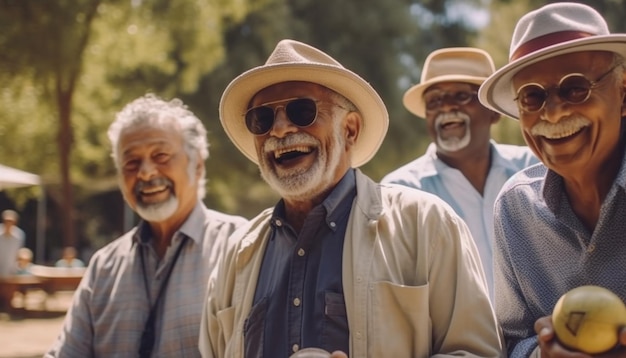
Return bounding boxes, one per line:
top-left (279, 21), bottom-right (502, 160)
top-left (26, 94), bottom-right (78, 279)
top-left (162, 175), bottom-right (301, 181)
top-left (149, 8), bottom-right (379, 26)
top-left (136, 185), bottom-right (170, 204)
top-left (439, 118), bottom-right (465, 130)
top-left (540, 126), bottom-right (586, 140)
top-left (273, 146), bottom-right (313, 164)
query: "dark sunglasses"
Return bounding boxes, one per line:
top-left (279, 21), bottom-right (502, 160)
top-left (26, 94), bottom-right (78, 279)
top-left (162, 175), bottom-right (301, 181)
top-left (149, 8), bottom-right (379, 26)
top-left (424, 90), bottom-right (478, 112)
top-left (514, 64), bottom-right (621, 113)
top-left (245, 97), bottom-right (320, 135)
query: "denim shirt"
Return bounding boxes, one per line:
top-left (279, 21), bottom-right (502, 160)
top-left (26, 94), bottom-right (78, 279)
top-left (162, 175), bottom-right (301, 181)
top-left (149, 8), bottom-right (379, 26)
top-left (246, 169), bottom-right (356, 357)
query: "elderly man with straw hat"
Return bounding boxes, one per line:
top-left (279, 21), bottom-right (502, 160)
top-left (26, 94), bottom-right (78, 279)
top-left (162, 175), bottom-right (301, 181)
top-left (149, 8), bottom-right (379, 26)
top-left (199, 39), bottom-right (504, 358)
top-left (382, 48), bottom-right (537, 301)
top-left (478, 2), bottom-right (626, 357)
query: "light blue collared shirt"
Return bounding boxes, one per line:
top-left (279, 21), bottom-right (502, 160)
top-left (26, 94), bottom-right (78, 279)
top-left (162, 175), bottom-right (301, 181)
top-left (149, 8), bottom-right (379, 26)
top-left (382, 140), bottom-right (538, 300)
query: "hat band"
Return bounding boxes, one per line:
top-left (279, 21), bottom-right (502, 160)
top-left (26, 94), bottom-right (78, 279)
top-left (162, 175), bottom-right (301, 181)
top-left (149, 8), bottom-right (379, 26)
top-left (510, 31), bottom-right (594, 61)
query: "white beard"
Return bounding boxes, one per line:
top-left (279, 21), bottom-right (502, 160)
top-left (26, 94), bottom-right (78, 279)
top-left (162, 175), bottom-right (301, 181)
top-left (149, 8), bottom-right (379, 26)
top-left (135, 196), bottom-right (179, 222)
top-left (259, 121), bottom-right (344, 201)
top-left (128, 161), bottom-right (196, 223)
top-left (435, 112), bottom-right (471, 152)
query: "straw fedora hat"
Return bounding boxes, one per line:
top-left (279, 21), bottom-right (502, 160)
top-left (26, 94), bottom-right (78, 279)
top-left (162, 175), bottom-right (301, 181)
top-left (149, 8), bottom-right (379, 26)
top-left (403, 47), bottom-right (495, 118)
top-left (478, 2), bottom-right (626, 120)
top-left (219, 39), bottom-right (388, 167)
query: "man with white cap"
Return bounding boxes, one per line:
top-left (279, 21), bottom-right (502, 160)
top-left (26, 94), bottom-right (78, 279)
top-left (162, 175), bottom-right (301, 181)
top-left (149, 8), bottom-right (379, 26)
top-left (478, 2), bottom-right (626, 357)
top-left (382, 48), bottom-right (537, 300)
top-left (0, 209), bottom-right (26, 277)
top-left (199, 39), bottom-right (504, 357)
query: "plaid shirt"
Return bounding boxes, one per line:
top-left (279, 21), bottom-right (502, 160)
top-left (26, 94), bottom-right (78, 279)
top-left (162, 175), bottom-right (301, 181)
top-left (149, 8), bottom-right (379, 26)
top-left (46, 202), bottom-right (247, 357)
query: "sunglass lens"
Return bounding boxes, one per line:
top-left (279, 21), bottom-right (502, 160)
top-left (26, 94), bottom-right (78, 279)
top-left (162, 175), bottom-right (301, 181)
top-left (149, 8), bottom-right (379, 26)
top-left (286, 98), bottom-right (317, 127)
top-left (559, 75), bottom-right (592, 104)
top-left (518, 85), bottom-right (547, 112)
top-left (246, 106), bottom-right (274, 135)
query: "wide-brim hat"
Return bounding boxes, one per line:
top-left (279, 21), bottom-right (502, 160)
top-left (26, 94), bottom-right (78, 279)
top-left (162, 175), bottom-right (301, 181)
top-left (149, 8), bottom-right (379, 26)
top-left (479, 2), bottom-right (626, 120)
top-left (403, 47), bottom-right (495, 118)
top-left (219, 39), bottom-right (389, 167)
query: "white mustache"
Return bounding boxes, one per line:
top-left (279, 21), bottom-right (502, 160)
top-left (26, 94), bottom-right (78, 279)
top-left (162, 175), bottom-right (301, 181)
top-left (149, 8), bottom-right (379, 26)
top-left (134, 177), bottom-right (172, 195)
top-left (531, 115), bottom-right (591, 139)
top-left (263, 132), bottom-right (318, 153)
top-left (435, 111), bottom-right (470, 129)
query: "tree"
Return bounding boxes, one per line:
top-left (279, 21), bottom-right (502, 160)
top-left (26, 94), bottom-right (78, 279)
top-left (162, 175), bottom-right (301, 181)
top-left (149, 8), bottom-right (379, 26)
top-left (0, 0), bottom-right (251, 249)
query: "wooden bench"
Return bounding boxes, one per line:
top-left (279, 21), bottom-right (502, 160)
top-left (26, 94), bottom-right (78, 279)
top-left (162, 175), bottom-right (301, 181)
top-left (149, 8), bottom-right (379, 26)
top-left (0, 265), bottom-right (85, 312)
top-left (30, 265), bottom-right (85, 294)
top-left (0, 275), bottom-right (44, 312)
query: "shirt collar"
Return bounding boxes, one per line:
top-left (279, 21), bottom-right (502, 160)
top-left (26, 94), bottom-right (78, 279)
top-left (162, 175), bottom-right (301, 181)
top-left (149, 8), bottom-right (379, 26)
top-left (133, 200), bottom-right (206, 245)
top-left (541, 147), bottom-right (626, 213)
top-left (270, 169), bottom-right (357, 230)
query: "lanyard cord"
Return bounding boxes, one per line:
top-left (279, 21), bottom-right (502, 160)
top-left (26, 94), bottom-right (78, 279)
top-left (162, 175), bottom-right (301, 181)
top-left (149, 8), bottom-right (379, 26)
top-left (138, 235), bottom-right (190, 358)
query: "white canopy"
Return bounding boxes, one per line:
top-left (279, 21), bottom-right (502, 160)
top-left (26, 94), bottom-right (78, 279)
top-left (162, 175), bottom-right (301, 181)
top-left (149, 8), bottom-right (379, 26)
top-left (0, 164), bottom-right (45, 262)
top-left (0, 164), bottom-right (40, 189)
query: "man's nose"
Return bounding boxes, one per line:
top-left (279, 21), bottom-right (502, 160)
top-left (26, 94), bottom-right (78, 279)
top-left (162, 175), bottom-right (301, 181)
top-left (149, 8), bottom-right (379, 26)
top-left (137, 160), bottom-right (157, 180)
top-left (269, 107), bottom-right (297, 137)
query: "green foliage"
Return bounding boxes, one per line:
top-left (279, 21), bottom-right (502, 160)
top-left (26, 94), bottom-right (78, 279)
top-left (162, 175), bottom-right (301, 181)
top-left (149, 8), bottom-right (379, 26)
top-left (4, 0), bottom-right (572, 253)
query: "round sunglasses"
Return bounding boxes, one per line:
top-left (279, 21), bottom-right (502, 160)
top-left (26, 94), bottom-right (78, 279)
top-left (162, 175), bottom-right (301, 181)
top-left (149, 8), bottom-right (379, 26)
top-left (245, 97), bottom-right (349, 135)
top-left (514, 64), bottom-right (621, 113)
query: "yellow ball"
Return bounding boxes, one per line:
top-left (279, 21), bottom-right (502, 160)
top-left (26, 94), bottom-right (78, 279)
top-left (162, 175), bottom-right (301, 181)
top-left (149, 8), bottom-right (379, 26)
top-left (552, 285), bottom-right (626, 354)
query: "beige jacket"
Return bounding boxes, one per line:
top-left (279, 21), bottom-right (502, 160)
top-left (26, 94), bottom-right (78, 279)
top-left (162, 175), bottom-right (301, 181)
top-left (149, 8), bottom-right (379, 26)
top-left (199, 170), bottom-right (504, 357)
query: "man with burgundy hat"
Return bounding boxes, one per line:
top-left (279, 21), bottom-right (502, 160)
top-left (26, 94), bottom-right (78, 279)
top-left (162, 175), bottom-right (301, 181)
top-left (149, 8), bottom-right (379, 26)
top-left (478, 2), bottom-right (626, 357)
top-left (199, 39), bottom-right (504, 357)
top-left (382, 47), bottom-right (537, 301)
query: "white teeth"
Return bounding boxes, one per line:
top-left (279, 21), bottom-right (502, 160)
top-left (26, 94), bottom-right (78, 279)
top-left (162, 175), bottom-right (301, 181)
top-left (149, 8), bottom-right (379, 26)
top-left (435, 112), bottom-right (470, 128)
top-left (141, 186), bottom-right (167, 194)
top-left (531, 116), bottom-right (591, 139)
top-left (273, 146), bottom-right (312, 159)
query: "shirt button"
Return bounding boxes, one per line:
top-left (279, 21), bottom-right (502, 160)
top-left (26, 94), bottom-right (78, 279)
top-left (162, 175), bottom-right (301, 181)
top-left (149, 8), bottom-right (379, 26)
top-left (275, 219), bottom-right (283, 227)
top-left (355, 331), bottom-right (362, 339)
top-left (292, 344), bottom-right (299, 352)
top-left (588, 244), bottom-right (595, 253)
top-left (298, 248), bottom-right (305, 256)
top-left (293, 297), bottom-right (301, 306)
top-left (330, 221), bottom-right (336, 228)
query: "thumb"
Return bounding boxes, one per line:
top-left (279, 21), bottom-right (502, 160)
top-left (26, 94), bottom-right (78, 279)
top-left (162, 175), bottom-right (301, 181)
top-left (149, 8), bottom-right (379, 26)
top-left (619, 326), bottom-right (626, 346)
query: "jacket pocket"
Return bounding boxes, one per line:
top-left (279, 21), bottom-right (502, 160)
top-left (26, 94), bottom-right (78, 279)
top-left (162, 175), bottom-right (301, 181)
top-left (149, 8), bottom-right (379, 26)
top-left (369, 280), bottom-right (431, 357)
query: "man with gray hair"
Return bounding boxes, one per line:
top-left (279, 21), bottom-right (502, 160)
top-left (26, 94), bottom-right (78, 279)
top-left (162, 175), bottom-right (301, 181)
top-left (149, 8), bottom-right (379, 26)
top-left (47, 94), bottom-right (247, 357)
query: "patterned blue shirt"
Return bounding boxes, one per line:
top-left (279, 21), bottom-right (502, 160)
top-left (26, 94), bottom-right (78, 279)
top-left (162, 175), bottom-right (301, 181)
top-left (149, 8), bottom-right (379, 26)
top-left (246, 169), bottom-right (356, 357)
top-left (493, 156), bottom-right (626, 357)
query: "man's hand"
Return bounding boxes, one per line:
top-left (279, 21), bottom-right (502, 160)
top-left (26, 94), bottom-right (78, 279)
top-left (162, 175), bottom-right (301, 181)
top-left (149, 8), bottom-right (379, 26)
top-left (535, 315), bottom-right (626, 357)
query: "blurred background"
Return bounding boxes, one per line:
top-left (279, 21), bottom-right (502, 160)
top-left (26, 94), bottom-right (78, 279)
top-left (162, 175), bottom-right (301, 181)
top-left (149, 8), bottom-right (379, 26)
top-left (1, 0), bottom-right (624, 265)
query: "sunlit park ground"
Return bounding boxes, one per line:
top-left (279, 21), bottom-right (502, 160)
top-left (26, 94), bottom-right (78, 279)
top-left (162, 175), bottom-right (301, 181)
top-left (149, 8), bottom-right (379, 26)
top-left (0, 290), bottom-right (73, 358)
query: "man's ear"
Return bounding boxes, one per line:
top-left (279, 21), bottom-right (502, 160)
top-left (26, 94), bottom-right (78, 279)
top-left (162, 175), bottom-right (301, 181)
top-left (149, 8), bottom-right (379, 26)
top-left (344, 111), bottom-right (361, 148)
top-left (490, 110), bottom-right (501, 125)
top-left (195, 154), bottom-right (205, 178)
top-left (621, 70), bottom-right (626, 118)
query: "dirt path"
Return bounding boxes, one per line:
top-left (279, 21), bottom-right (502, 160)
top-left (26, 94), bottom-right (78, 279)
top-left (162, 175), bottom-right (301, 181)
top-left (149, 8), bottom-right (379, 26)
top-left (0, 290), bottom-right (73, 358)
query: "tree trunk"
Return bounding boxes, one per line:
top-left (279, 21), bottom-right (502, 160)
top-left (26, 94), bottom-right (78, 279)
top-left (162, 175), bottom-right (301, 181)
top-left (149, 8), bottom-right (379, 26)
top-left (56, 87), bottom-right (75, 249)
